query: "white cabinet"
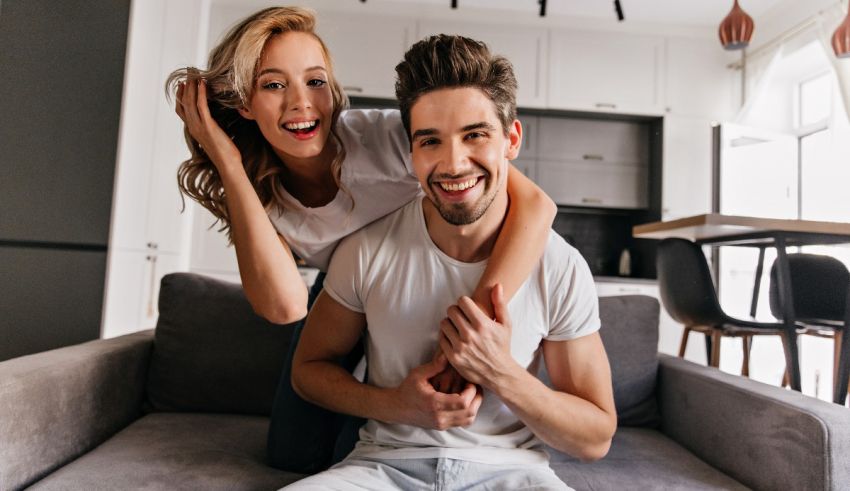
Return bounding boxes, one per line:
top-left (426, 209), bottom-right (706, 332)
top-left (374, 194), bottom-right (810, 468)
top-left (538, 160), bottom-right (648, 208)
top-left (317, 14), bottom-right (415, 99)
top-left (518, 115), bottom-right (538, 158)
top-left (665, 36), bottom-right (737, 120)
top-left (102, 0), bottom-right (202, 338)
top-left (661, 115), bottom-right (715, 220)
top-left (548, 29), bottom-right (664, 115)
top-left (417, 21), bottom-right (548, 108)
top-left (595, 279), bottom-right (706, 364)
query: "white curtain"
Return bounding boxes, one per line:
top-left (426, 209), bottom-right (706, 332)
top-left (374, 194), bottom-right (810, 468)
top-left (816, 2), bottom-right (850, 122)
top-left (735, 45), bottom-right (785, 122)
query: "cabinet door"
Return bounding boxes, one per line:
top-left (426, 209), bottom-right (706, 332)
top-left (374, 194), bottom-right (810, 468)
top-left (665, 36), bottom-right (737, 120)
top-left (417, 21), bottom-right (547, 108)
top-left (548, 29), bottom-right (663, 115)
top-left (512, 158), bottom-right (537, 182)
top-left (537, 117), bottom-right (649, 163)
top-left (537, 160), bottom-right (648, 209)
top-left (662, 115), bottom-right (714, 220)
top-left (518, 115), bottom-right (538, 159)
top-left (102, 250), bottom-right (184, 338)
top-left (189, 203), bottom-right (240, 276)
top-left (317, 14), bottom-right (414, 99)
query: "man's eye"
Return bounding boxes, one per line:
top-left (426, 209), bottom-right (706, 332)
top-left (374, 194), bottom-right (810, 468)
top-left (262, 81), bottom-right (285, 90)
top-left (308, 79), bottom-right (327, 88)
top-left (465, 132), bottom-right (485, 140)
top-left (419, 138), bottom-right (438, 147)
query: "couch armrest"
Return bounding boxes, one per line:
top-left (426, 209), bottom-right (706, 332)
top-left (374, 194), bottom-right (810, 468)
top-left (657, 354), bottom-right (850, 491)
top-left (0, 330), bottom-right (153, 491)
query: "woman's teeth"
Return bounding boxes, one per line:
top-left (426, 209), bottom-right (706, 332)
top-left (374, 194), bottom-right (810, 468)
top-left (439, 178), bottom-right (478, 192)
top-left (284, 120), bottom-right (318, 131)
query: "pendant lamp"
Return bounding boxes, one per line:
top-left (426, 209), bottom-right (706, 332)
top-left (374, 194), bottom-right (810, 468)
top-left (719, 0), bottom-right (755, 50)
top-left (832, 6), bottom-right (850, 58)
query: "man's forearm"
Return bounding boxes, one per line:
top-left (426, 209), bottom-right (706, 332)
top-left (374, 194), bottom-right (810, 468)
top-left (292, 360), bottom-right (397, 423)
top-left (493, 365), bottom-right (616, 461)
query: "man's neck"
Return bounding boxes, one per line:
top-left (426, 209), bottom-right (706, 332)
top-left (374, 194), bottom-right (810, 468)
top-left (422, 191), bottom-right (509, 263)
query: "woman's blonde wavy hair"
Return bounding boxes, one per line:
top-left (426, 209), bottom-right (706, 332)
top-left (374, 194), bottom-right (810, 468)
top-left (166, 6), bottom-right (349, 240)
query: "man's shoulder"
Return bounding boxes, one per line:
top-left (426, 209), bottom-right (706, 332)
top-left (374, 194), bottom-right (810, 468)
top-left (540, 230), bottom-right (585, 272)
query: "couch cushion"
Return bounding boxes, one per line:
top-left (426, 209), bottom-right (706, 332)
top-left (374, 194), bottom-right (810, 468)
top-left (27, 413), bottom-right (306, 491)
top-left (550, 427), bottom-right (749, 490)
top-left (146, 273), bottom-right (296, 416)
top-left (598, 295), bottom-right (660, 427)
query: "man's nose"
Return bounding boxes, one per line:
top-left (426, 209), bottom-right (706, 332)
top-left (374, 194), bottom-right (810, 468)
top-left (438, 140), bottom-right (469, 176)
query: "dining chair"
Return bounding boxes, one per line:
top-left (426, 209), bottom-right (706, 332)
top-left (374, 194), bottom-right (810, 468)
top-left (657, 238), bottom-right (793, 378)
top-left (768, 253), bottom-right (850, 405)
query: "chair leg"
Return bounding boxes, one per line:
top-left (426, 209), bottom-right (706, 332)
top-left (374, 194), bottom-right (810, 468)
top-left (678, 327), bottom-right (691, 358)
top-left (710, 332), bottom-right (722, 368)
top-left (833, 330), bottom-right (843, 390)
top-left (780, 329), bottom-right (802, 392)
top-left (741, 335), bottom-right (752, 377)
top-left (834, 328), bottom-right (850, 405)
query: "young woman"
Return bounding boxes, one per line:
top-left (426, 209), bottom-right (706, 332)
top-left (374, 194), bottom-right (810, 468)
top-left (169, 6), bottom-right (556, 473)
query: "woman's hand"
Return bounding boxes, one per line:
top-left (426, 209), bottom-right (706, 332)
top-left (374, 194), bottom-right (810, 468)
top-left (175, 74), bottom-right (243, 173)
top-left (429, 347), bottom-right (469, 394)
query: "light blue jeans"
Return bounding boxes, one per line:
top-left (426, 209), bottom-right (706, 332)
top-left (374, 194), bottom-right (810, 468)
top-left (283, 456), bottom-right (571, 490)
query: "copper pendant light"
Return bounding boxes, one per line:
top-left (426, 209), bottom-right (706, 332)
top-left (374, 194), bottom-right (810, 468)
top-left (719, 0), bottom-right (755, 50)
top-left (832, 6), bottom-right (850, 58)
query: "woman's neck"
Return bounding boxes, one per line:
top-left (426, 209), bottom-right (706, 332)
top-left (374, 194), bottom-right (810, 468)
top-left (276, 139), bottom-right (340, 208)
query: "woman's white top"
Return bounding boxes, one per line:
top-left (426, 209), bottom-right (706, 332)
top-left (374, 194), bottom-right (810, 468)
top-left (267, 109), bottom-right (422, 271)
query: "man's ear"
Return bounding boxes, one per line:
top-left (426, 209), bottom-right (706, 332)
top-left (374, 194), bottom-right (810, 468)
top-left (237, 105), bottom-right (255, 121)
top-left (505, 119), bottom-right (522, 160)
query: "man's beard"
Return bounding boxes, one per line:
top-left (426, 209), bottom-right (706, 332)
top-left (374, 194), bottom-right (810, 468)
top-left (431, 179), bottom-right (497, 226)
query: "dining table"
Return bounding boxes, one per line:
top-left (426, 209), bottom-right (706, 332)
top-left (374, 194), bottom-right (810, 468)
top-left (633, 213), bottom-right (850, 398)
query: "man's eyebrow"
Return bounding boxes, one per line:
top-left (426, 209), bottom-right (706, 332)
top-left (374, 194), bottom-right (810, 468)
top-left (461, 122), bottom-right (496, 132)
top-left (256, 66), bottom-right (327, 77)
top-left (412, 128), bottom-right (438, 140)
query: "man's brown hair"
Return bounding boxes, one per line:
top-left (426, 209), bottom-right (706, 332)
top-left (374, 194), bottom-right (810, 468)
top-left (394, 34), bottom-right (518, 142)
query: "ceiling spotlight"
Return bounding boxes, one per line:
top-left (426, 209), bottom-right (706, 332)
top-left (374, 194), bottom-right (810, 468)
top-left (719, 0), bottom-right (754, 50)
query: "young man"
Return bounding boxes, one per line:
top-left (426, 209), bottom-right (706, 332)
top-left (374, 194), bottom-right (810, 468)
top-left (288, 35), bottom-right (616, 490)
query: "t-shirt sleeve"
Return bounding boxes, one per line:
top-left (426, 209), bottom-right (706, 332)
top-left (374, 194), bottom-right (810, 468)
top-left (322, 231), bottom-right (367, 313)
top-left (546, 243), bottom-right (601, 341)
top-left (382, 109), bottom-right (416, 178)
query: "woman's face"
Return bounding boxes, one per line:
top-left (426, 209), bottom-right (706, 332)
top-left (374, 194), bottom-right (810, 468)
top-left (239, 32), bottom-right (335, 164)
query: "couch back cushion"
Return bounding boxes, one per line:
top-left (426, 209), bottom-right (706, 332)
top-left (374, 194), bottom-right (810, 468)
top-left (146, 273), bottom-right (295, 416)
top-left (598, 295), bottom-right (660, 427)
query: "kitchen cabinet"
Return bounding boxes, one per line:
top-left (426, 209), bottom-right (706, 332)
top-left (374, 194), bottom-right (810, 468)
top-left (538, 159), bottom-right (648, 209)
top-left (548, 29), bottom-right (664, 115)
top-left (518, 115), bottom-right (539, 158)
top-left (102, 0), bottom-right (200, 338)
top-left (661, 115), bottom-right (714, 220)
top-left (317, 14), bottom-right (415, 99)
top-left (417, 21), bottom-right (548, 108)
top-left (665, 36), bottom-right (737, 120)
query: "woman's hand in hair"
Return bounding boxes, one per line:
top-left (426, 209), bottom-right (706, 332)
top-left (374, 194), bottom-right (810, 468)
top-left (175, 75), bottom-right (243, 173)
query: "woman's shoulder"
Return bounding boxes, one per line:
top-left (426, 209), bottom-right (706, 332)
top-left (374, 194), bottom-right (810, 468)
top-left (338, 108), bottom-right (402, 135)
top-left (338, 108), bottom-right (411, 174)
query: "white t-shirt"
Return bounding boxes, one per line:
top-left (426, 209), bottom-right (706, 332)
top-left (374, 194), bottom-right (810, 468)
top-left (267, 108), bottom-right (422, 271)
top-left (324, 197), bottom-right (601, 465)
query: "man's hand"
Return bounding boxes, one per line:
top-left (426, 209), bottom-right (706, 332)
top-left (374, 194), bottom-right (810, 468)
top-left (392, 354), bottom-right (483, 430)
top-left (439, 284), bottom-right (518, 389)
top-left (429, 345), bottom-right (469, 394)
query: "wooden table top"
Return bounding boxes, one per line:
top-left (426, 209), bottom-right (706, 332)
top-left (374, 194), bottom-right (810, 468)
top-left (633, 214), bottom-right (850, 242)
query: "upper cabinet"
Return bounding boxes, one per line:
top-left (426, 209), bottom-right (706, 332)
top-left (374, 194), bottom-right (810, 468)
top-left (665, 36), bottom-right (737, 120)
top-left (548, 29), bottom-right (664, 116)
top-left (417, 21), bottom-right (548, 108)
top-left (317, 14), bottom-right (415, 99)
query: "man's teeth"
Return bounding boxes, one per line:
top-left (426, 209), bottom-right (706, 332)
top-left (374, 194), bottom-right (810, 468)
top-left (439, 178), bottom-right (478, 192)
top-left (284, 120), bottom-right (317, 130)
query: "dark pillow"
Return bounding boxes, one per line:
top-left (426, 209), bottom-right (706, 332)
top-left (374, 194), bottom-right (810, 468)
top-left (146, 272), bottom-right (296, 416)
top-left (598, 295), bottom-right (660, 427)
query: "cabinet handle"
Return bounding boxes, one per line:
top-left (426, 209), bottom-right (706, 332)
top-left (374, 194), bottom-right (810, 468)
top-left (595, 102), bottom-right (617, 109)
top-left (344, 86), bottom-right (363, 93)
top-left (583, 154), bottom-right (604, 161)
top-left (581, 197), bottom-right (603, 204)
top-left (147, 255), bottom-right (158, 318)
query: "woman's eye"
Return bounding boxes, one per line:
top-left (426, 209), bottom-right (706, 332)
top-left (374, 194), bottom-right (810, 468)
top-left (262, 81), bottom-right (285, 90)
top-left (308, 79), bottom-right (327, 88)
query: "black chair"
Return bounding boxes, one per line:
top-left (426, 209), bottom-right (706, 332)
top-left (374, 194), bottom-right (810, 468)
top-left (768, 253), bottom-right (850, 405)
top-left (657, 238), bottom-right (793, 378)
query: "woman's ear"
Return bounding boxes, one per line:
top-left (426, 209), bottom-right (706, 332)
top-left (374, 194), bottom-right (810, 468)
top-left (237, 106), bottom-right (255, 120)
top-left (505, 119), bottom-right (522, 160)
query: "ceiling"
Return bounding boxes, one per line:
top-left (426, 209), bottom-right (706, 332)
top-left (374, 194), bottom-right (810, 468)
top-left (382, 0), bottom-right (788, 27)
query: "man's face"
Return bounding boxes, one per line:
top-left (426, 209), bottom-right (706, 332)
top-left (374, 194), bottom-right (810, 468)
top-left (409, 87), bottom-right (521, 226)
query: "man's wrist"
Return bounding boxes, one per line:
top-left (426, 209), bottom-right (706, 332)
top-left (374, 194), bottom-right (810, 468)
top-left (484, 358), bottom-right (527, 396)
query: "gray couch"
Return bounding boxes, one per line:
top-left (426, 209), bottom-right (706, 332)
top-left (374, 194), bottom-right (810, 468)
top-left (2, 273), bottom-right (849, 490)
